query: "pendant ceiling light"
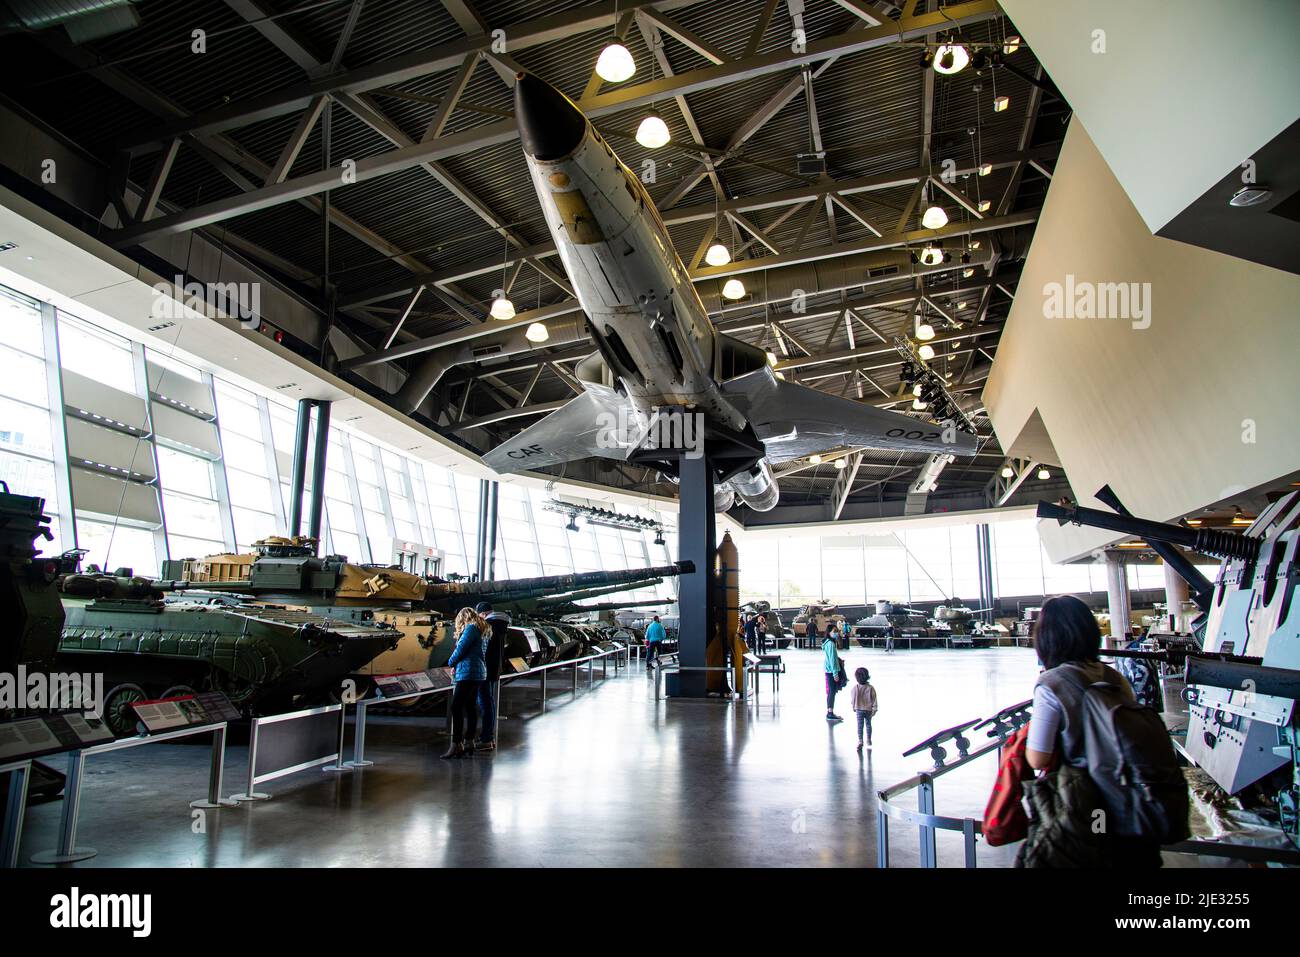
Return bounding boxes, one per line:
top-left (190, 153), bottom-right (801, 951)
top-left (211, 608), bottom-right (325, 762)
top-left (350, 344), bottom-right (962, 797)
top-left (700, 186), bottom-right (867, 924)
top-left (1037, 467), bottom-right (1051, 480)
top-left (525, 321), bottom-right (549, 343)
top-left (919, 244), bottom-right (943, 266)
top-left (721, 278), bottom-right (746, 300)
top-left (809, 454), bottom-right (822, 465)
top-left (705, 243), bottom-right (731, 266)
top-left (1001, 466), bottom-right (1014, 478)
top-left (636, 114), bottom-right (670, 149)
top-left (596, 43), bottom-right (635, 83)
top-left (915, 320), bottom-right (936, 341)
top-left (932, 42), bottom-right (970, 75)
top-left (489, 296), bottom-right (515, 321)
top-left (918, 344), bottom-right (936, 361)
top-left (834, 458), bottom-right (846, 470)
top-left (912, 398), bottom-right (928, 411)
top-left (921, 202), bottom-right (948, 230)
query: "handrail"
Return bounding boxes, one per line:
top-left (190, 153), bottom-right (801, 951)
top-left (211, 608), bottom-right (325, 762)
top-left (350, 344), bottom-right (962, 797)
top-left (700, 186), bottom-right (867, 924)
top-left (652, 660), bottom-right (755, 701)
top-left (877, 701), bottom-right (1031, 868)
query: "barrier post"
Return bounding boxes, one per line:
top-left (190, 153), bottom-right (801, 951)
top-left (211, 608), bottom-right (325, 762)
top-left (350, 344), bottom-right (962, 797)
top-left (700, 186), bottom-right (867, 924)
top-left (877, 809), bottom-right (890, 868)
top-left (191, 724), bottom-right (238, 808)
top-left (231, 719), bottom-right (270, 803)
top-left (30, 751), bottom-right (95, 863)
top-left (346, 699), bottom-right (375, 768)
top-left (917, 774), bottom-right (936, 868)
top-left (1, 761), bottom-right (32, 868)
top-left (322, 700), bottom-right (351, 773)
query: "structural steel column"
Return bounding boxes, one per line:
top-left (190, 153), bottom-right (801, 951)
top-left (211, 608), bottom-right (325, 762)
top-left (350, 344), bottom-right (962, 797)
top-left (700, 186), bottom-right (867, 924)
top-left (676, 452), bottom-right (716, 698)
top-left (306, 400), bottom-right (331, 546)
top-left (287, 397), bottom-right (312, 536)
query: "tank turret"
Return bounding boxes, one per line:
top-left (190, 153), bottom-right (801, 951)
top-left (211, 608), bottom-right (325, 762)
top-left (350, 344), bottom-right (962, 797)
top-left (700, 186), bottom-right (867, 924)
top-left (0, 486), bottom-right (64, 677)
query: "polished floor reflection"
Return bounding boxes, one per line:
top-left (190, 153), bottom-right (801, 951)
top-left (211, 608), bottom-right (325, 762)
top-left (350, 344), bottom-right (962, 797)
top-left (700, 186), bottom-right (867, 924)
top-left (21, 647), bottom-right (1045, 867)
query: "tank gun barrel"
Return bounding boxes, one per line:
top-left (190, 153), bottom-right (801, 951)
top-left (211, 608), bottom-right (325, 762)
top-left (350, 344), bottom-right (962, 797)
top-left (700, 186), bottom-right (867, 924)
top-left (425, 562), bottom-right (691, 609)
top-left (1035, 501), bottom-right (1259, 563)
top-left (535, 578), bottom-right (666, 607)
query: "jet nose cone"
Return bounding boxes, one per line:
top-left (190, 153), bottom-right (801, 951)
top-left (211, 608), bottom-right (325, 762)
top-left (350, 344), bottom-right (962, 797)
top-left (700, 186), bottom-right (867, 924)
top-left (514, 72), bottom-right (587, 161)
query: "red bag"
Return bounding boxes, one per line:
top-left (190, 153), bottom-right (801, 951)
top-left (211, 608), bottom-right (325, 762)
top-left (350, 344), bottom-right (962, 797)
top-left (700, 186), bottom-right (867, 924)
top-left (982, 724), bottom-right (1033, 846)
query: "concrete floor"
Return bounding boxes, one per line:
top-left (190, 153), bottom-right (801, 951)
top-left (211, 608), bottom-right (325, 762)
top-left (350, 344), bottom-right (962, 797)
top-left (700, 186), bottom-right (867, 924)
top-left (20, 647), bottom-right (1047, 868)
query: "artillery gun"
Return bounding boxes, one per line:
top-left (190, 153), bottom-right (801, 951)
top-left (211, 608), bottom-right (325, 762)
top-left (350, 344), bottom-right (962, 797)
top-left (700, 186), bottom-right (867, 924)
top-left (1038, 486), bottom-right (1300, 848)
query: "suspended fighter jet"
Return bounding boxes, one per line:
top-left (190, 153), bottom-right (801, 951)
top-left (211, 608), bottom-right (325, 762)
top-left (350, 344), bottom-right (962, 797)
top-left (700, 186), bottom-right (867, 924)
top-left (482, 73), bottom-right (977, 512)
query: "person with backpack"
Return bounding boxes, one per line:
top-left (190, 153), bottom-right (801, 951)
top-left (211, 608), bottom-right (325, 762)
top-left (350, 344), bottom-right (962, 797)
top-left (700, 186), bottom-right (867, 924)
top-left (1019, 595), bottom-right (1188, 867)
top-left (822, 630), bottom-right (844, 723)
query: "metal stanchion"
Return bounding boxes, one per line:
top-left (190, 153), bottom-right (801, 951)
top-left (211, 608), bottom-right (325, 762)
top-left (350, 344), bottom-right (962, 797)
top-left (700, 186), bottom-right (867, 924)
top-left (30, 750), bottom-right (93, 863)
top-left (917, 775), bottom-right (936, 868)
top-left (1, 760), bottom-right (32, 868)
top-left (346, 699), bottom-right (376, 768)
top-left (322, 701), bottom-right (351, 773)
top-left (191, 724), bottom-right (238, 808)
top-left (33, 723), bottom-right (230, 864)
top-left (231, 718), bottom-right (270, 803)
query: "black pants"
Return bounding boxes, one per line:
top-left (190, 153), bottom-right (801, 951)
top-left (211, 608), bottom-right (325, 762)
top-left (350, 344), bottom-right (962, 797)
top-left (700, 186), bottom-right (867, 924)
top-left (646, 642), bottom-right (659, 666)
top-left (451, 679), bottom-right (482, 743)
top-left (825, 673), bottom-right (839, 712)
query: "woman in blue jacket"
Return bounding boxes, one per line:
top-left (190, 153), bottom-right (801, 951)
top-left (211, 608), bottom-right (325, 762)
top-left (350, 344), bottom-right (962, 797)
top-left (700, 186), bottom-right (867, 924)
top-left (443, 607), bottom-right (488, 759)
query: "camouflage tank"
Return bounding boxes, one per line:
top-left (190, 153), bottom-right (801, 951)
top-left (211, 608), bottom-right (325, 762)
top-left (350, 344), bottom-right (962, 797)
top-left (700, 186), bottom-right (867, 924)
top-left (57, 573), bottom-right (400, 735)
top-left (166, 537), bottom-right (689, 684)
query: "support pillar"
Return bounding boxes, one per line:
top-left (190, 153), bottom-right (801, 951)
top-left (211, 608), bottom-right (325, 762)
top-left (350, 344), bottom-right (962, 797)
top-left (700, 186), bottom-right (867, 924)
top-left (976, 523), bottom-right (995, 622)
top-left (306, 400), bottom-right (331, 545)
top-left (676, 452), bottom-right (716, 698)
top-left (485, 481), bottom-right (499, 581)
top-left (1163, 560), bottom-right (1190, 630)
top-left (287, 397), bottom-right (312, 536)
top-left (1105, 556), bottom-right (1131, 647)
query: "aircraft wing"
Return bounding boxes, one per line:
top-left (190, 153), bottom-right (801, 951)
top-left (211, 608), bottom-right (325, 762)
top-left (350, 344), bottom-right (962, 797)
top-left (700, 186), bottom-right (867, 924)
top-left (721, 368), bottom-right (979, 464)
top-left (482, 388), bottom-right (634, 473)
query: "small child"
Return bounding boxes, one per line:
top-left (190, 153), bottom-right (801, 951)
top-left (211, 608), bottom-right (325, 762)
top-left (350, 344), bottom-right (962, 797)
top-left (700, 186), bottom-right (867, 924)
top-left (850, 667), bottom-right (878, 752)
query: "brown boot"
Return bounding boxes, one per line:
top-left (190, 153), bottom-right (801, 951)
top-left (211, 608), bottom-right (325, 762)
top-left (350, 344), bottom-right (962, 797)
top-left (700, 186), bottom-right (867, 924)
top-left (440, 740), bottom-right (464, 760)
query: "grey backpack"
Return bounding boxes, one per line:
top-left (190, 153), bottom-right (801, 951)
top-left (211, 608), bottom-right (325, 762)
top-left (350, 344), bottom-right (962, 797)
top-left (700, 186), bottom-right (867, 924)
top-left (1067, 673), bottom-right (1190, 843)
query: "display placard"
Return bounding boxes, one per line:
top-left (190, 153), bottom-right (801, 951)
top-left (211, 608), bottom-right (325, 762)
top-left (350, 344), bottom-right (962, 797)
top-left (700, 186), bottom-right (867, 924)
top-left (373, 668), bottom-right (452, 698)
top-left (0, 712), bottom-right (114, 762)
top-left (131, 692), bottom-right (240, 734)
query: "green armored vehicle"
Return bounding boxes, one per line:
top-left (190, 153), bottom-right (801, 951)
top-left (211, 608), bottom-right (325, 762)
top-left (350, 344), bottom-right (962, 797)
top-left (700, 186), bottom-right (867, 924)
top-left (0, 483), bottom-right (64, 680)
top-left (57, 573), bottom-right (400, 735)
